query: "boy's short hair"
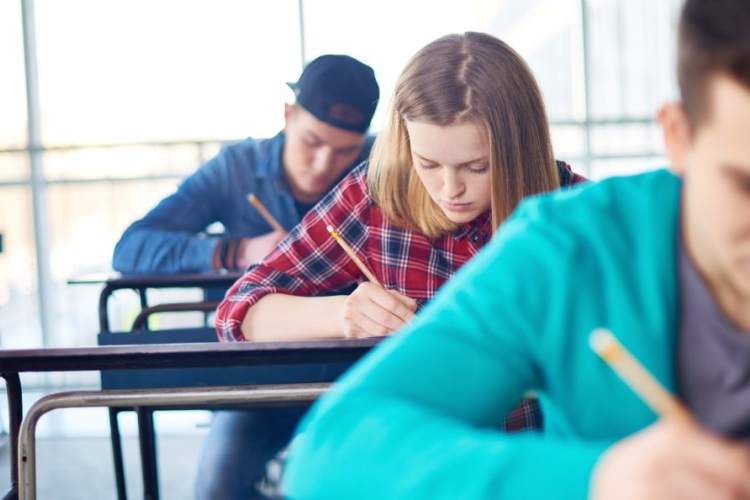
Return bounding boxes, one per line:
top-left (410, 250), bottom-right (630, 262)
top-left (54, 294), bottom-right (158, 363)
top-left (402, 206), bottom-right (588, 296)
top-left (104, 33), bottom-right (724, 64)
top-left (678, 0), bottom-right (750, 123)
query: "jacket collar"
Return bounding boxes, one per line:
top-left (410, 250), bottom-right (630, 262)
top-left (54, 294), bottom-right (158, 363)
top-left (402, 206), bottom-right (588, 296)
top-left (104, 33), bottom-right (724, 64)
top-left (253, 131), bottom-right (287, 180)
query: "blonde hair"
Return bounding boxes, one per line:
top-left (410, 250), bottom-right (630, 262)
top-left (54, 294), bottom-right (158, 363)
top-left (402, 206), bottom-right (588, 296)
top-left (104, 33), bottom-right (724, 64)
top-left (367, 32), bottom-right (559, 237)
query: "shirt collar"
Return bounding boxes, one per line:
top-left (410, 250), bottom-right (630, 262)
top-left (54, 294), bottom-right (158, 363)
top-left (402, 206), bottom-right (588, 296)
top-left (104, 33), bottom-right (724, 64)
top-left (453, 210), bottom-right (492, 240)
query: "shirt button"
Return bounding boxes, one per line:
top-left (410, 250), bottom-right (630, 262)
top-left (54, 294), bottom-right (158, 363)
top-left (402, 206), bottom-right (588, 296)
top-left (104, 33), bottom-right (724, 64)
top-left (471, 234), bottom-right (479, 243)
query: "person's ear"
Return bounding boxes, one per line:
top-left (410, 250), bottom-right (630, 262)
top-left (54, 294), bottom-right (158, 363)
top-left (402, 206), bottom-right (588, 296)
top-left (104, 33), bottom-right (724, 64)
top-left (283, 103), bottom-right (295, 132)
top-left (658, 102), bottom-right (692, 176)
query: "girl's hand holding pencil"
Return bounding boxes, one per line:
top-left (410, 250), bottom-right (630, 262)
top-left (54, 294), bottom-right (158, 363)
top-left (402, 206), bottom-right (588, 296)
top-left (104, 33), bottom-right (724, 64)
top-left (340, 282), bottom-right (417, 338)
top-left (326, 224), bottom-right (417, 338)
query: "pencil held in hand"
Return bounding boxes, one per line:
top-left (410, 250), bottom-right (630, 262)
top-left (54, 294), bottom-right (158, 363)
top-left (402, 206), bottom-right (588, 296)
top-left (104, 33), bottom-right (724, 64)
top-left (248, 194), bottom-right (285, 233)
top-left (326, 225), bottom-right (382, 287)
top-left (589, 328), bottom-right (693, 423)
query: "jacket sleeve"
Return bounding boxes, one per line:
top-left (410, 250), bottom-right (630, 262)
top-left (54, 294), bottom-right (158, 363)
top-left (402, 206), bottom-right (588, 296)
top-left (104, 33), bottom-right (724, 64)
top-left (284, 211), bottom-right (608, 500)
top-left (112, 152), bottom-right (236, 274)
top-left (216, 165), bottom-right (373, 342)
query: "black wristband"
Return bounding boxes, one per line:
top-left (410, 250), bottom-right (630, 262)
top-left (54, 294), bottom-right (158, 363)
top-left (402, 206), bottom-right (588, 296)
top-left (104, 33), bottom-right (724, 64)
top-left (230, 239), bottom-right (242, 271)
top-left (218, 239), bottom-right (230, 270)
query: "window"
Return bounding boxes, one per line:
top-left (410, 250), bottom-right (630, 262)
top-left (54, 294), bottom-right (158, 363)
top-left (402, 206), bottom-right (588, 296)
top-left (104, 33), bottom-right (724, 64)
top-left (1, 0), bottom-right (687, 355)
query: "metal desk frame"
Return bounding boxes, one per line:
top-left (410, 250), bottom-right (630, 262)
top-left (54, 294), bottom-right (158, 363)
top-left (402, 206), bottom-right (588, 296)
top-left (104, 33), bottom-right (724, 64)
top-left (0, 339), bottom-right (377, 500)
top-left (67, 272), bottom-right (242, 333)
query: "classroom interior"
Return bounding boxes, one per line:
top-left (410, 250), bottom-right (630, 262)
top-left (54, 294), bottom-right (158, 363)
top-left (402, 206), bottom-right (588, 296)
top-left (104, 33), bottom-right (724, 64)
top-left (0, 0), bottom-right (683, 498)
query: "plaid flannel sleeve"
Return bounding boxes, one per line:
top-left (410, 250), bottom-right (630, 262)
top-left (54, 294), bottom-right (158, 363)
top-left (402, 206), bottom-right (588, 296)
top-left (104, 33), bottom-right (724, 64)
top-left (500, 398), bottom-right (543, 432)
top-left (216, 165), bottom-right (374, 342)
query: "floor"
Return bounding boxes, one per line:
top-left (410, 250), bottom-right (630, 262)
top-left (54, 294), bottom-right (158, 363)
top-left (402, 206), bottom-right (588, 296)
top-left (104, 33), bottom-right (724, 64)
top-left (0, 391), bottom-right (211, 500)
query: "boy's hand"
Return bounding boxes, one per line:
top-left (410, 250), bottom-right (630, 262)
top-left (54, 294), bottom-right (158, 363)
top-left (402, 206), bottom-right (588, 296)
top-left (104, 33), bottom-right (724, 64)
top-left (236, 231), bottom-right (288, 270)
top-left (339, 282), bottom-right (418, 338)
top-left (591, 420), bottom-right (750, 500)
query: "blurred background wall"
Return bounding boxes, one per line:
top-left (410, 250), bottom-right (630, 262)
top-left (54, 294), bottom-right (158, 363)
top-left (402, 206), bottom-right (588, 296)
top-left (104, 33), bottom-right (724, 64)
top-left (0, 0), bottom-right (681, 364)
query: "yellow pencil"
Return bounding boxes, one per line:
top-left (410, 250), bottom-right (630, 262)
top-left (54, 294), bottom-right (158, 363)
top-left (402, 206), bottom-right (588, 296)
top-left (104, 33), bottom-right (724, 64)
top-left (326, 224), bottom-right (382, 287)
top-left (589, 328), bottom-right (693, 423)
top-left (247, 194), bottom-right (285, 233)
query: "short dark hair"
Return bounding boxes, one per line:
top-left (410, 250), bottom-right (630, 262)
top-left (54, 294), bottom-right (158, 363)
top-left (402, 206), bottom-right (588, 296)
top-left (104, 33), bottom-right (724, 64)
top-left (678, 0), bottom-right (750, 123)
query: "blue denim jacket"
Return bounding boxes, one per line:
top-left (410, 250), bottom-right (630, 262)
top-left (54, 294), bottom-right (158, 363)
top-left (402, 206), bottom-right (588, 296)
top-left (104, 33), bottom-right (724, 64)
top-left (113, 131), bottom-right (374, 274)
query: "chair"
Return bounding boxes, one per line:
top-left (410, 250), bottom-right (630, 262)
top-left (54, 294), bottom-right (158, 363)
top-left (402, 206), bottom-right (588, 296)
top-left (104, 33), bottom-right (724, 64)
top-left (75, 271), bottom-right (236, 500)
top-left (87, 271), bottom-right (348, 500)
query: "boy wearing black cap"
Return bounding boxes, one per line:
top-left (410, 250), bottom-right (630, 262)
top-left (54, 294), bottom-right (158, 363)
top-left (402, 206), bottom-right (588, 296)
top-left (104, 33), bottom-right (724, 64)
top-left (110, 55), bottom-right (379, 500)
top-left (113, 54), bottom-right (379, 274)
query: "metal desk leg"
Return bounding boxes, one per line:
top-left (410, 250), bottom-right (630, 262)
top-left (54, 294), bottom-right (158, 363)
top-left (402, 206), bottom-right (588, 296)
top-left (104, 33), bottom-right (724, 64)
top-left (108, 408), bottom-right (128, 500)
top-left (1, 373), bottom-right (22, 500)
top-left (136, 408), bottom-right (159, 500)
top-left (18, 384), bottom-right (327, 500)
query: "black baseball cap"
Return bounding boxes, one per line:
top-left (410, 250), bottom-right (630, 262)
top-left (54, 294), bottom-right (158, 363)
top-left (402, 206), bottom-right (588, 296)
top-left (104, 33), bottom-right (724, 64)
top-left (288, 54), bottom-right (379, 133)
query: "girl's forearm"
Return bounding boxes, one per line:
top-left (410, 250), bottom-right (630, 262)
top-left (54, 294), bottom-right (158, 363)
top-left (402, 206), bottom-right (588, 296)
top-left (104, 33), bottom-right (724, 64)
top-left (240, 293), bottom-right (347, 341)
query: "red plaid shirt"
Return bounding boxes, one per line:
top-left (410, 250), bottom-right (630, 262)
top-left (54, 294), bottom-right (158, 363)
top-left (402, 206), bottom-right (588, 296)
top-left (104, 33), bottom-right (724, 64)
top-left (217, 161), bottom-right (585, 432)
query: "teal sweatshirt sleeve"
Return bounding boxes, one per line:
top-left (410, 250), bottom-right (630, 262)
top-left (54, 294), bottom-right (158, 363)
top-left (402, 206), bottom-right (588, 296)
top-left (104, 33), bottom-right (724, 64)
top-left (284, 209), bottom-right (609, 500)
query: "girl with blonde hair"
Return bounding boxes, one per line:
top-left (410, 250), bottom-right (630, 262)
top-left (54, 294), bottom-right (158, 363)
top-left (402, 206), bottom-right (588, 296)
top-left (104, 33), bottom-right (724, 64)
top-left (215, 35), bottom-right (584, 482)
top-left (217, 32), bottom-right (583, 344)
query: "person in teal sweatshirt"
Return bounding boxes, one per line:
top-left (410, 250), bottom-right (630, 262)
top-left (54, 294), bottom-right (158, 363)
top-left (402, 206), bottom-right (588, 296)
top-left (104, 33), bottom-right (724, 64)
top-left (282, 1), bottom-right (750, 499)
